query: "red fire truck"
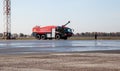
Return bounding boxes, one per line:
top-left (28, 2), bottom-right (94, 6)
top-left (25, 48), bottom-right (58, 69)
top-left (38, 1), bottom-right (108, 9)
top-left (32, 21), bottom-right (73, 40)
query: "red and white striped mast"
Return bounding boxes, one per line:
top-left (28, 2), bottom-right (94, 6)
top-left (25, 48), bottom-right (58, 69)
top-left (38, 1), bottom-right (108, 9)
top-left (3, 0), bottom-right (11, 39)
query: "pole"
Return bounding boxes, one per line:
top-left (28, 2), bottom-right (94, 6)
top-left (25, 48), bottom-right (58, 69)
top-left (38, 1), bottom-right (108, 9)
top-left (3, 0), bottom-right (11, 39)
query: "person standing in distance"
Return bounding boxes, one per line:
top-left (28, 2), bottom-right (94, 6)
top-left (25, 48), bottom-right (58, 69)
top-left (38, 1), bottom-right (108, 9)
top-left (95, 32), bottom-right (98, 40)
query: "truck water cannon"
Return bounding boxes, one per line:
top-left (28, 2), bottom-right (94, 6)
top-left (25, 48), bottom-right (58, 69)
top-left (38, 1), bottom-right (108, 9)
top-left (62, 21), bottom-right (70, 27)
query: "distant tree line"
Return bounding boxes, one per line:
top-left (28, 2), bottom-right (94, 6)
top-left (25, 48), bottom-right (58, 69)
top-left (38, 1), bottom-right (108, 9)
top-left (74, 32), bottom-right (120, 37)
top-left (0, 33), bottom-right (32, 38)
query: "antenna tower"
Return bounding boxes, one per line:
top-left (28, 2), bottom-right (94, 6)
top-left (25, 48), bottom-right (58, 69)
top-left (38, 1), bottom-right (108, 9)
top-left (3, 0), bottom-right (11, 39)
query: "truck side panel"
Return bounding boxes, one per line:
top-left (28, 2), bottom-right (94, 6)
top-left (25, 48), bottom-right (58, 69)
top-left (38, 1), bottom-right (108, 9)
top-left (52, 28), bottom-right (55, 38)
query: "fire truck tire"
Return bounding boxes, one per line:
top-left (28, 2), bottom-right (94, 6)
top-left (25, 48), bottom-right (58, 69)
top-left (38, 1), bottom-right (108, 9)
top-left (55, 34), bottom-right (61, 40)
top-left (41, 35), bottom-right (46, 40)
top-left (36, 34), bottom-right (41, 40)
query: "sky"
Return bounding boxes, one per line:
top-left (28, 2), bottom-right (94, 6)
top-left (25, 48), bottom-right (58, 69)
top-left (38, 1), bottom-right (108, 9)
top-left (0, 0), bottom-right (120, 35)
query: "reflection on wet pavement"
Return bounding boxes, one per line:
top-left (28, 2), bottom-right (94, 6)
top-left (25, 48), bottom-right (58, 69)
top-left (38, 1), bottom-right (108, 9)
top-left (0, 40), bottom-right (120, 54)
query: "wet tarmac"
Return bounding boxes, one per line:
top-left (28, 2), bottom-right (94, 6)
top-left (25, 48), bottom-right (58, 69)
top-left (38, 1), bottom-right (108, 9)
top-left (0, 40), bottom-right (120, 54)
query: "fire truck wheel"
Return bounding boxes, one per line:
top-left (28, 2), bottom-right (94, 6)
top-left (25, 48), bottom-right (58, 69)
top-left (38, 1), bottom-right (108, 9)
top-left (36, 35), bottom-right (41, 40)
top-left (41, 35), bottom-right (46, 40)
top-left (55, 34), bottom-right (60, 40)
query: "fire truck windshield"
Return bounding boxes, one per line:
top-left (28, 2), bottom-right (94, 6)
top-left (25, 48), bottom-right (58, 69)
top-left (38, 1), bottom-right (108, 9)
top-left (65, 28), bottom-right (72, 33)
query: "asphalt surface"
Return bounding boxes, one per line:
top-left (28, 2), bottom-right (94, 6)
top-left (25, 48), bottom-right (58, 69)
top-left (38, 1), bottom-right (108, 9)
top-left (0, 40), bottom-right (120, 54)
